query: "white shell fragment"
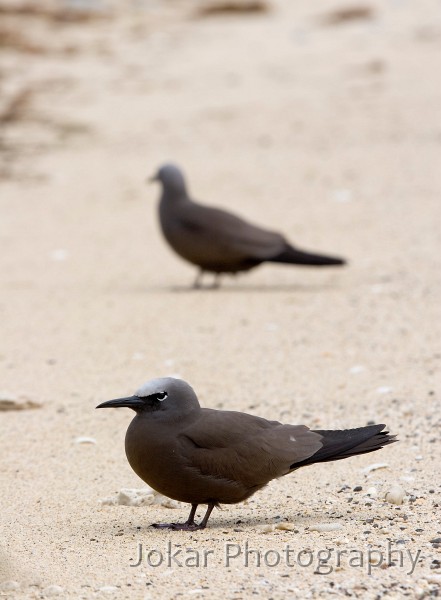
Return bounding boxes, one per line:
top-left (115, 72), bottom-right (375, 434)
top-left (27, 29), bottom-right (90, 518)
top-left (275, 522), bottom-right (296, 531)
top-left (99, 488), bottom-right (180, 508)
top-left (376, 386), bottom-right (393, 394)
top-left (50, 249), bottom-right (69, 261)
top-left (331, 188), bottom-right (352, 203)
top-left (99, 586), bottom-right (119, 594)
top-left (310, 523), bottom-right (343, 532)
top-left (384, 484), bottom-right (406, 505)
top-left (362, 462), bottom-right (389, 474)
top-left (260, 524), bottom-right (275, 533)
top-left (74, 436), bottom-right (97, 445)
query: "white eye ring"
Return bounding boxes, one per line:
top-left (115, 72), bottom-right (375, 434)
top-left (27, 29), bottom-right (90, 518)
top-left (156, 391), bottom-right (168, 401)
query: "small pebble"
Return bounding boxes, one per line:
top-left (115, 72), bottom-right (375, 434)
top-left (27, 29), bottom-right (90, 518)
top-left (384, 484), bottom-right (406, 505)
top-left (0, 581), bottom-right (20, 592)
top-left (42, 585), bottom-right (65, 597)
top-left (310, 523), bottom-right (343, 532)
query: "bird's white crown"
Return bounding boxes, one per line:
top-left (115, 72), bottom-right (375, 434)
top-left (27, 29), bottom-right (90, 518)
top-left (135, 377), bottom-right (180, 398)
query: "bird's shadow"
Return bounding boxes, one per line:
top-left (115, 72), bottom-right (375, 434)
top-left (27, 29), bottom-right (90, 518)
top-left (95, 511), bottom-right (339, 537)
top-left (129, 281), bottom-right (342, 295)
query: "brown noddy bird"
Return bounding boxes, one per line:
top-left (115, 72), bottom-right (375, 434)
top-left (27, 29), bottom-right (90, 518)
top-left (149, 164), bottom-right (346, 288)
top-left (97, 377), bottom-right (396, 531)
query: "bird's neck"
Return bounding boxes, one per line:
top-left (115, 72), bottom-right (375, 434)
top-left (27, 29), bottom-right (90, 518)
top-left (133, 406), bottom-right (200, 425)
top-left (161, 190), bottom-right (191, 204)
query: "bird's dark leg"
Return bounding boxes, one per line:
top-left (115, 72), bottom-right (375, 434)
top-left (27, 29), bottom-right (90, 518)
top-left (184, 503), bottom-right (198, 526)
top-left (199, 502), bottom-right (215, 528)
top-left (151, 503), bottom-right (215, 531)
top-left (193, 270), bottom-right (204, 289)
top-left (151, 504), bottom-right (199, 531)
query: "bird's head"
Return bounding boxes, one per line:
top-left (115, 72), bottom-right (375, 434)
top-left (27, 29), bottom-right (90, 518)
top-left (96, 377), bottom-right (200, 416)
top-left (148, 163), bottom-right (188, 197)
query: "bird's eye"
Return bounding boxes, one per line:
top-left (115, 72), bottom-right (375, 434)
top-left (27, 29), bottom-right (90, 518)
top-left (156, 391), bottom-right (167, 401)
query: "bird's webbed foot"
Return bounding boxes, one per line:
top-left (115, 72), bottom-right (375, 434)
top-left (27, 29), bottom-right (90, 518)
top-left (151, 522), bottom-right (206, 531)
top-left (150, 503), bottom-right (215, 531)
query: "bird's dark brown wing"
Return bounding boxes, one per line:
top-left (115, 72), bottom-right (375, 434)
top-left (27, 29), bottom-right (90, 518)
top-left (180, 409), bottom-right (323, 488)
top-left (173, 202), bottom-right (288, 262)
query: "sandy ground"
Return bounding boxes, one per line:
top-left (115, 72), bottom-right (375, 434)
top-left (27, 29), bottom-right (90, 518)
top-left (1, 0), bottom-right (441, 598)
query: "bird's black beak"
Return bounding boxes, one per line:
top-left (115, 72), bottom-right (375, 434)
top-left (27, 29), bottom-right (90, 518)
top-left (147, 173), bottom-right (158, 184)
top-left (96, 396), bottom-right (144, 409)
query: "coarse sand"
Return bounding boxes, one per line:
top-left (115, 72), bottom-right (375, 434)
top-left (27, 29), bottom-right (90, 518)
top-left (1, 1), bottom-right (440, 598)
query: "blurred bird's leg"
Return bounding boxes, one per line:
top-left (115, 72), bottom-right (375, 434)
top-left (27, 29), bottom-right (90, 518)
top-left (193, 270), bottom-right (221, 290)
top-left (211, 273), bottom-right (221, 289)
top-left (193, 269), bottom-right (204, 289)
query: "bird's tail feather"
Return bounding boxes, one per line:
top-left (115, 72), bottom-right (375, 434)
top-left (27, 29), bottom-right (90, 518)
top-left (290, 425), bottom-right (396, 470)
top-left (270, 244), bottom-right (346, 266)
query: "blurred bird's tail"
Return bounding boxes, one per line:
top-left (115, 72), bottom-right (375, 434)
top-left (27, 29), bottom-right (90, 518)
top-left (290, 425), bottom-right (397, 470)
top-left (270, 244), bottom-right (346, 266)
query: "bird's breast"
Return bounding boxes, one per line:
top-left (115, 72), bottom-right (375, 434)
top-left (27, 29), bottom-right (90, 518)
top-left (158, 202), bottom-right (199, 260)
top-left (124, 416), bottom-right (256, 505)
top-left (125, 417), bottom-right (179, 496)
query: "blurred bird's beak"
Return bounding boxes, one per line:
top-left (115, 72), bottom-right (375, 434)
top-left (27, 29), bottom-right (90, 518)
top-left (147, 173), bottom-right (158, 183)
top-left (96, 396), bottom-right (143, 409)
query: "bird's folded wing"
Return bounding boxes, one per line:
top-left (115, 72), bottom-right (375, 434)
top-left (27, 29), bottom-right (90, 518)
top-left (180, 411), bottom-right (323, 486)
top-left (178, 203), bottom-right (287, 260)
